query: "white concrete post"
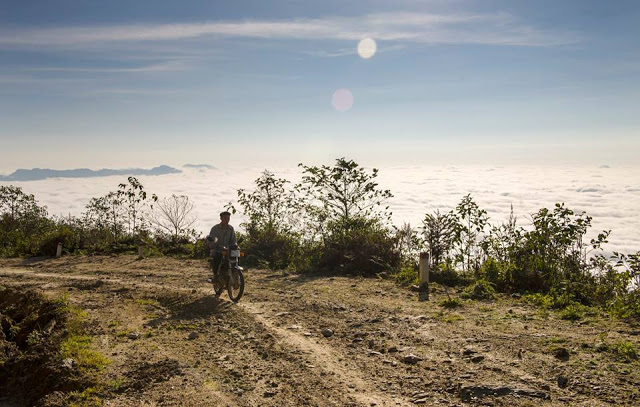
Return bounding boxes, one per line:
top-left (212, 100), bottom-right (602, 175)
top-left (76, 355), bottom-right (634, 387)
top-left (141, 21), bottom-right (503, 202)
top-left (56, 242), bottom-right (63, 258)
top-left (418, 252), bottom-right (430, 301)
top-left (138, 244), bottom-right (144, 260)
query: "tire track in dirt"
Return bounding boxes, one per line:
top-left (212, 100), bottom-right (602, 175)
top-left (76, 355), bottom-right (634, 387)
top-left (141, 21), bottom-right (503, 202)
top-left (242, 302), bottom-right (411, 407)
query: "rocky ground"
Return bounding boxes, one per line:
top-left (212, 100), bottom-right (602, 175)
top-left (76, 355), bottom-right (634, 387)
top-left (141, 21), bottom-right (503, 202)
top-left (1, 255), bottom-right (639, 406)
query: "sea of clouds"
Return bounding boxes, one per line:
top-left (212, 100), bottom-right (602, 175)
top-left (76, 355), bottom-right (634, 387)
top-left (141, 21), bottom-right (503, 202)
top-left (2, 165), bottom-right (639, 255)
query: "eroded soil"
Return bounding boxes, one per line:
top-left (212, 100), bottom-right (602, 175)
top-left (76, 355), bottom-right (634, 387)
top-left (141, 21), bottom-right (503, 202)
top-left (1, 255), bottom-right (639, 406)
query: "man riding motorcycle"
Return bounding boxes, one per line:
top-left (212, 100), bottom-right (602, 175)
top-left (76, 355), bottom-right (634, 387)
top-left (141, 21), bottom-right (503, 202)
top-left (207, 211), bottom-right (237, 283)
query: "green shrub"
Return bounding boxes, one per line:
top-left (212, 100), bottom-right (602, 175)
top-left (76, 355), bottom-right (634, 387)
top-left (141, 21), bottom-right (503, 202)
top-left (608, 291), bottom-right (640, 319)
top-left (316, 217), bottom-right (400, 275)
top-left (242, 227), bottom-right (301, 270)
top-left (394, 266), bottom-right (419, 286)
top-left (558, 303), bottom-right (585, 321)
top-left (37, 224), bottom-right (82, 256)
top-left (439, 297), bottom-right (464, 309)
top-left (430, 261), bottom-right (467, 286)
top-left (522, 291), bottom-right (582, 310)
top-left (612, 340), bottom-right (638, 362)
top-left (461, 279), bottom-right (496, 300)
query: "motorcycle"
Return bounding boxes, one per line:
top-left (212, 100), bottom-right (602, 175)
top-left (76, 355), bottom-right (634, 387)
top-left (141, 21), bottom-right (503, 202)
top-left (209, 241), bottom-right (245, 302)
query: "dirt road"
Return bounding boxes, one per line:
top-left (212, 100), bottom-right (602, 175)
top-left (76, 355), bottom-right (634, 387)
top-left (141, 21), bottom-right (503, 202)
top-left (1, 256), bottom-right (639, 406)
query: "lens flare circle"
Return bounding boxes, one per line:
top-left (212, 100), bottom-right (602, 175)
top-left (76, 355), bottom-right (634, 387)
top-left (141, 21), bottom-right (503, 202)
top-left (332, 89), bottom-right (354, 112)
top-left (357, 38), bottom-right (377, 59)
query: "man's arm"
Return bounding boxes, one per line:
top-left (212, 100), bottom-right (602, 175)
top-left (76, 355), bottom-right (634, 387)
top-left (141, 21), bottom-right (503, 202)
top-left (229, 226), bottom-right (238, 247)
top-left (207, 226), bottom-right (218, 249)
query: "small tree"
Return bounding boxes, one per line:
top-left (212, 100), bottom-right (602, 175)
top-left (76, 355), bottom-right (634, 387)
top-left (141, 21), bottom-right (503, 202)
top-left (394, 223), bottom-right (423, 268)
top-left (149, 194), bottom-right (197, 240)
top-left (0, 186), bottom-right (50, 256)
top-left (235, 170), bottom-right (298, 234)
top-left (481, 205), bottom-right (522, 265)
top-left (421, 210), bottom-right (457, 268)
top-left (453, 194), bottom-right (489, 276)
top-left (297, 158), bottom-right (392, 227)
top-left (117, 177), bottom-right (157, 235)
top-left (296, 158), bottom-right (398, 275)
top-left (517, 203), bottom-right (609, 296)
top-left (84, 192), bottom-right (125, 243)
top-left (228, 170), bottom-right (300, 269)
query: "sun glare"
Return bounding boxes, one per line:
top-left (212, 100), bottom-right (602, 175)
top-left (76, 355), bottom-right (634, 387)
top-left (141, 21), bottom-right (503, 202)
top-left (357, 38), bottom-right (377, 59)
top-left (332, 88), bottom-right (354, 112)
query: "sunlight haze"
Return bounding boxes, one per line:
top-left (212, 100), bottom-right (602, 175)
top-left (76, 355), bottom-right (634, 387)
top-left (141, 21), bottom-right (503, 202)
top-left (1, 0), bottom-right (639, 169)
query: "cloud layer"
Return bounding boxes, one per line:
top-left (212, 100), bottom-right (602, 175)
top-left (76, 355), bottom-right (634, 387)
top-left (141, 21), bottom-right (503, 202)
top-left (0, 12), bottom-right (578, 49)
top-left (2, 164), bottom-right (639, 256)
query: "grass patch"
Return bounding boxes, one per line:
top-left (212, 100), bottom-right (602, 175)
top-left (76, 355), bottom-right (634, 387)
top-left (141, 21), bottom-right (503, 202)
top-left (433, 310), bottom-right (465, 323)
top-left (439, 297), bottom-right (464, 309)
top-left (134, 298), bottom-right (159, 306)
top-left (68, 384), bottom-right (109, 407)
top-left (612, 340), bottom-right (638, 362)
top-left (58, 305), bottom-right (110, 372)
top-left (61, 335), bottom-right (110, 372)
top-left (558, 304), bottom-right (585, 321)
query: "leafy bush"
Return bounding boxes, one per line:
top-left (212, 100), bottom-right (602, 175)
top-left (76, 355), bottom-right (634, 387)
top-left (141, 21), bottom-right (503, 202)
top-left (394, 266), bottom-right (419, 286)
top-left (295, 158), bottom-right (397, 275)
top-left (192, 238), bottom-right (211, 259)
top-left (558, 303), bottom-right (586, 321)
top-left (612, 340), bottom-right (638, 362)
top-left (316, 217), bottom-right (400, 275)
top-left (429, 261), bottom-right (467, 286)
top-left (37, 223), bottom-right (83, 256)
top-left (461, 279), bottom-right (496, 300)
top-left (242, 227), bottom-right (301, 270)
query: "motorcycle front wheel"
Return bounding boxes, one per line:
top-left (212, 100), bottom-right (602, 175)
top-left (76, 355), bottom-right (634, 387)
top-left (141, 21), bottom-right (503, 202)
top-left (227, 269), bottom-right (245, 303)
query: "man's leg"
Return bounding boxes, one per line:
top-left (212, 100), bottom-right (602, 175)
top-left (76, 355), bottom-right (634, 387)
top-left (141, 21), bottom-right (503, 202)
top-left (211, 252), bottom-right (222, 279)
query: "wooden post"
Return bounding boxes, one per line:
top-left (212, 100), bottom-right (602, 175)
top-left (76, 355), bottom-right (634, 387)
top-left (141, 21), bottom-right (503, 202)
top-left (418, 252), bottom-right (430, 301)
top-left (56, 242), bottom-right (63, 258)
top-left (137, 244), bottom-right (144, 260)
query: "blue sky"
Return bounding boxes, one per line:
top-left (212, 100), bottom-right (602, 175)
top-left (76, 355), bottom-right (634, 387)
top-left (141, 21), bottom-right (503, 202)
top-left (1, 0), bottom-right (639, 170)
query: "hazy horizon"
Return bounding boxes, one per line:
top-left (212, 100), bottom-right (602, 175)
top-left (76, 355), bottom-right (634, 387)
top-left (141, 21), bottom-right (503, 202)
top-left (2, 163), bottom-right (639, 256)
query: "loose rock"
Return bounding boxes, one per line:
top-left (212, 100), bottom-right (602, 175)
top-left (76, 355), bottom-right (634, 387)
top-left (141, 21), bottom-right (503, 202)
top-left (402, 354), bottom-right (422, 365)
top-left (557, 375), bottom-right (569, 388)
top-left (554, 347), bottom-right (570, 360)
top-left (321, 328), bottom-right (334, 338)
top-left (61, 358), bottom-right (77, 370)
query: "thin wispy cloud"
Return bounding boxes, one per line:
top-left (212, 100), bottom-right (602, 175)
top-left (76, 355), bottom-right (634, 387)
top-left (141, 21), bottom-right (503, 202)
top-left (25, 60), bottom-right (189, 73)
top-left (0, 12), bottom-right (579, 49)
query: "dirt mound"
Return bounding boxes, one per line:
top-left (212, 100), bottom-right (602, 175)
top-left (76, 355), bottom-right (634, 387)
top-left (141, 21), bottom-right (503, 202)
top-left (0, 286), bottom-right (83, 406)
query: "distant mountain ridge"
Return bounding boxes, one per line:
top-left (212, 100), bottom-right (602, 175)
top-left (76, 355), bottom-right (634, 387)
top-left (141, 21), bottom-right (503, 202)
top-left (0, 165), bottom-right (181, 181)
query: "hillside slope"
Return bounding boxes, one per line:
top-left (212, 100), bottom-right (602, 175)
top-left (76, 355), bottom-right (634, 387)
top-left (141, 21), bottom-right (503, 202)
top-left (1, 256), bottom-right (639, 406)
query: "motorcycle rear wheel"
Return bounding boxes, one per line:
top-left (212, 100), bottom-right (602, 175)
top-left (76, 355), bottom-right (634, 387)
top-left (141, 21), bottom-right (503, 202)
top-left (227, 269), bottom-right (245, 303)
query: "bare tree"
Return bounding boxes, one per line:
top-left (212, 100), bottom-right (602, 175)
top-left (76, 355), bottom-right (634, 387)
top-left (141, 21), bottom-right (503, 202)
top-left (150, 195), bottom-right (197, 239)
